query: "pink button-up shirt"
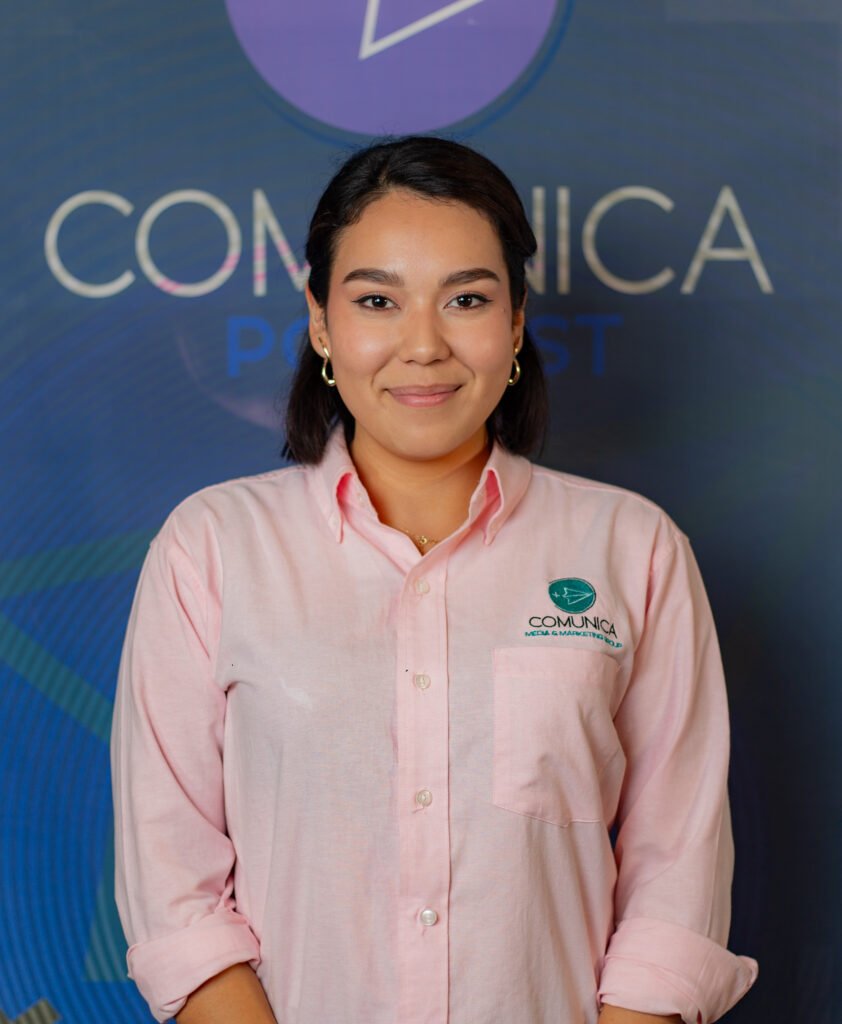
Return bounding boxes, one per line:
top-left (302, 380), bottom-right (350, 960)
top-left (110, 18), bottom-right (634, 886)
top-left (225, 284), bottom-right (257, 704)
top-left (110, 424), bottom-right (758, 1024)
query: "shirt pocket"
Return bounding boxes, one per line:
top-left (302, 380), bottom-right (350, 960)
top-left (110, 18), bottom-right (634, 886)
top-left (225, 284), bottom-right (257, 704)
top-left (491, 646), bottom-right (624, 827)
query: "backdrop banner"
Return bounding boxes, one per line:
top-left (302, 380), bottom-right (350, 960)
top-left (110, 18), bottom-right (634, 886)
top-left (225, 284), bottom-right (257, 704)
top-left (1, 2), bottom-right (839, 1021)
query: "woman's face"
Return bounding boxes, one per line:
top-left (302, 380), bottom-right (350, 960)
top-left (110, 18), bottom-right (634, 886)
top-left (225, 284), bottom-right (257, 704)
top-left (306, 188), bottom-right (525, 464)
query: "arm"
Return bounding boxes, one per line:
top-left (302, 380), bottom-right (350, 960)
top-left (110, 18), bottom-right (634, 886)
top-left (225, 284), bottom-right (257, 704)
top-left (176, 963), bottom-right (277, 1024)
top-left (596, 525), bottom-right (758, 1024)
top-left (111, 515), bottom-right (263, 1023)
top-left (598, 1007), bottom-right (680, 1024)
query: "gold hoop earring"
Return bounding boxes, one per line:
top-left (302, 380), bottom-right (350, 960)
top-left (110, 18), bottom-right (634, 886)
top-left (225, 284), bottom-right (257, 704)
top-left (507, 355), bottom-right (521, 387)
top-left (319, 340), bottom-right (336, 387)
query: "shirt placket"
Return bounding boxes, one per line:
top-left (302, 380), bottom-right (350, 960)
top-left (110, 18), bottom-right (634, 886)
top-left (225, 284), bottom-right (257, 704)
top-left (396, 554), bottom-right (451, 1024)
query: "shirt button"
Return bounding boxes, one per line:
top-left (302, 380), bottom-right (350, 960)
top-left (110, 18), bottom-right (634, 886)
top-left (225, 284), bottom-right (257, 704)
top-left (420, 908), bottom-right (438, 926)
top-left (414, 578), bottom-right (430, 595)
top-left (413, 673), bottom-right (431, 690)
top-left (415, 788), bottom-right (433, 807)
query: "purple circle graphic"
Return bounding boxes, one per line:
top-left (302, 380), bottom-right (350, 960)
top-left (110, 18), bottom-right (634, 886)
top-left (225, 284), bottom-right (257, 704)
top-left (225, 0), bottom-right (564, 135)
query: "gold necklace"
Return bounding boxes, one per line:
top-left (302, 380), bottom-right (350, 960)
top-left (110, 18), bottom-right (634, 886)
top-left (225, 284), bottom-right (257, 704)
top-left (396, 527), bottom-right (440, 548)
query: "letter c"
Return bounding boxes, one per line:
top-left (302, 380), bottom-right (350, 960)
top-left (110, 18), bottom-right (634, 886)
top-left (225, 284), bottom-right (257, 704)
top-left (582, 187), bottom-right (676, 295)
top-left (44, 191), bottom-right (135, 298)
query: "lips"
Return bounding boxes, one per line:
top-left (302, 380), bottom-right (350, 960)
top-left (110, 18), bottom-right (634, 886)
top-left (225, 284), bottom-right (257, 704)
top-left (387, 385), bottom-right (461, 396)
top-left (386, 384), bottom-right (462, 408)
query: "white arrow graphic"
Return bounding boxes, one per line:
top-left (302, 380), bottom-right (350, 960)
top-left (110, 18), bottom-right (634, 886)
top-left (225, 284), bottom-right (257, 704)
top-left (359, 0), bottom-right (487, 60)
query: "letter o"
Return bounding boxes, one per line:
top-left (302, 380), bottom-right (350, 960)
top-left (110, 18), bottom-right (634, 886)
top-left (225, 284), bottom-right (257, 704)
top-left (136, 190), bottom-right (241, 297)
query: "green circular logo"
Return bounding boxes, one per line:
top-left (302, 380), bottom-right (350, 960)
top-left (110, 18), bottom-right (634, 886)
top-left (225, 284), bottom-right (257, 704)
top-left (548, 577), bottom-right (596, 613)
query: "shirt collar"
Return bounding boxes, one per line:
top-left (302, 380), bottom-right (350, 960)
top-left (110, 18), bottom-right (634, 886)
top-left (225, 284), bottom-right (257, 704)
top-left (310, 424), bottom-right (532, 546)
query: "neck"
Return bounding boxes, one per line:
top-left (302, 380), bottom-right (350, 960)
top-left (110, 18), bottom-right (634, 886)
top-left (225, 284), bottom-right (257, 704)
top-left (349, 426), bottom-right (492, 546)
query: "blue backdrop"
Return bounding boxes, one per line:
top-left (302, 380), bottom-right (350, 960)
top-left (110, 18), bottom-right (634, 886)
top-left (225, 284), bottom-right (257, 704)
top-left (1, 2), bottom-right (839, 1021)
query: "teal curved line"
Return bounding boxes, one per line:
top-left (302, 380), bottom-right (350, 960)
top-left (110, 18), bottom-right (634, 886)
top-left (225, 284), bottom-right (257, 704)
top-left (0, 611), bottom-right (113, 743)
top-left (0, 533), bottom-right (155, 987)
top-left (0, 529), bottom-right (157, 993)
top-left (0, 528), bottom-right (156, 599)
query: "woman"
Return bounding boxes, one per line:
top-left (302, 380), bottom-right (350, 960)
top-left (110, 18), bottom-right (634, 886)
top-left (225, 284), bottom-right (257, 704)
top-left (110, 136), bottom-right (758, 1024)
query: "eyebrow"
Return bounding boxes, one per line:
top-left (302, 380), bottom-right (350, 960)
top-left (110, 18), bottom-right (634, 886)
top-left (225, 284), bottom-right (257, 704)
top-left (341, 267), bottom-right (501, 287)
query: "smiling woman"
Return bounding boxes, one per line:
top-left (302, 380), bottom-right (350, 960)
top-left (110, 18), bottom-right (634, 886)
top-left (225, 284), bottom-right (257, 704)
top-left (312, 190), bottom-right (518, 431)
top-left (285, 136), bottom-right (546, 454)
top-left (303, 188), bottom-right (530, 544)
top-left (110, 136), bottom-right (758, 1024)
top-left (285, 136), bottom-right (548, 550)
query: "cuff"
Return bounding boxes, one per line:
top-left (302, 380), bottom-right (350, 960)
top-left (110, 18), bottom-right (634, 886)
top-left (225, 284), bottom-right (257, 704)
top-left (126, 908), bottom-right (262, 1023)
top-left (597, 917), bottom-right (759, 1024)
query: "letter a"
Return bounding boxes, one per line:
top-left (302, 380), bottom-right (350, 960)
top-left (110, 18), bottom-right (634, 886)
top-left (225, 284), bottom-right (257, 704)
top-left (682, 185), bottom-right (773, 294)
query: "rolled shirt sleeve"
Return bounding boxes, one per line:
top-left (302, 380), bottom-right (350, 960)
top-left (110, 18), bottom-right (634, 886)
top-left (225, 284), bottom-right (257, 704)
top-left (597, 525), bottom-right (758, 1024)
top-left (110, 513), bottom-right (260, 1023)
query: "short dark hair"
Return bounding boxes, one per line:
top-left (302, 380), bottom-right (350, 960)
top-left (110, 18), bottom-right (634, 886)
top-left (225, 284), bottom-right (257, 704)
top-left (281, 135), bottom-right (548, 463)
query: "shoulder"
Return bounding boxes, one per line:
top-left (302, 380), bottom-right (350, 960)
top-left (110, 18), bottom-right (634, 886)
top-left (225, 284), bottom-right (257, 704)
top-left (152, 463), bottom-right (312, 549)
top-left (527, 461), bottom-right (687, 549)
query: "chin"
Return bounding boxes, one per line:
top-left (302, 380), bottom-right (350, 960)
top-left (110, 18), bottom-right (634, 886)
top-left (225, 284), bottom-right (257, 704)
top-left (386, 428), bottom-right (482, 462)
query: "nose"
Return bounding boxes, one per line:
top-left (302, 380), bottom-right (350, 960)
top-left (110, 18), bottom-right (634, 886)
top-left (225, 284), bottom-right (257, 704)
top-left (396, 303), bottom-right (451, 364)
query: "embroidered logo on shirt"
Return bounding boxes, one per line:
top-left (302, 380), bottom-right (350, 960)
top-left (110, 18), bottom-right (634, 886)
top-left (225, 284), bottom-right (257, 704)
top-left (523, 578), bottom-right (624, 648)
top-left (548, 577), bottom-right (596, 612)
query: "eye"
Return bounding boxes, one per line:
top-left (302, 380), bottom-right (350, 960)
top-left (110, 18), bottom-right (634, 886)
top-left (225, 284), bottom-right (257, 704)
top-left (353, 293), bottom-right (396, 310)
top-left (447, 292), bottom-right (489, 309)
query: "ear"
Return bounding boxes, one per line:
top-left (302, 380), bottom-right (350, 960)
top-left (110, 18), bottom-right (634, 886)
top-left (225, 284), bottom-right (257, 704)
top-left (305, 282), bottom-right (330, 357)
top-left (512, 287), bottom-right (527, 354)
